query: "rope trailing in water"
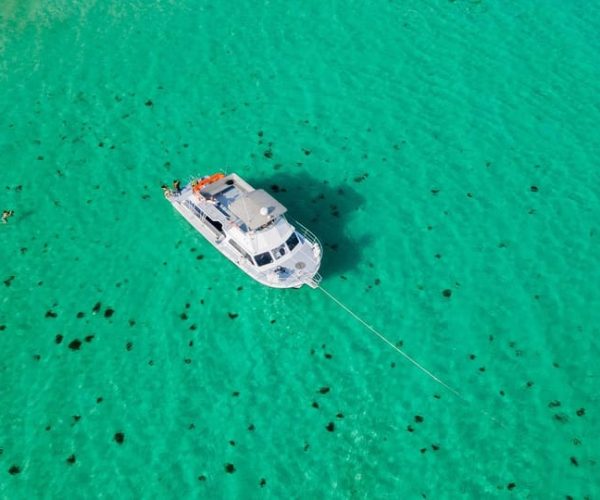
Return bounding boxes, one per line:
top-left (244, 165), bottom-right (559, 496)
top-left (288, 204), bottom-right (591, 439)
top-left (318, 285), bottom-right (462, 398)
top-left (318, 285), bottom-right (506, 428)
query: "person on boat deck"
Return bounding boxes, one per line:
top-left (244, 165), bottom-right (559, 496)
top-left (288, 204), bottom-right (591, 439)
top-left (2, 210), bottom-right (14, 224)
top-left (173, 179), bottom-right (181, 194)
top-left (161, 184), bottom-right (171, 197)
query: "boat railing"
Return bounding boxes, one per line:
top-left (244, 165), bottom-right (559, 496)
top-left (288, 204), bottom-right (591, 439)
top-left (306, 272), bottom-right (322, 289)
top-left (290, 218), bottom-right (323, 289)
top-left (291, 218), bottom-right (323, 254)
top-left (184, 199), bottom-right (206, 222)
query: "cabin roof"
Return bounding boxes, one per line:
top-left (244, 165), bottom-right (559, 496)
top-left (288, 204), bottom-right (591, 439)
top-left (229, 189), bottom-right (287, 231)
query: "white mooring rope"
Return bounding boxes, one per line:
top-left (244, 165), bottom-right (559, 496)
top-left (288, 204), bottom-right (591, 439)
top-left (319, 285), bottom-right (462, 398)
top-left (318, 285), bottom-right (506, 428)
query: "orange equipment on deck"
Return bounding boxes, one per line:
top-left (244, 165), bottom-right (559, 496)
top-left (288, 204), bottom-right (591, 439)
top-left (192, 173), bottom-right (225, 193)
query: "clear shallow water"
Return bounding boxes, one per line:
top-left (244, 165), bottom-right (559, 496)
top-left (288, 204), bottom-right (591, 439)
top-left (1, 1), bottom-right (599, 498)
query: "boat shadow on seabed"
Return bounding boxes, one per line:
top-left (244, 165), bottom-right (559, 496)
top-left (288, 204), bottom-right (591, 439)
top-left (247, 173), bottom-right (369, 278)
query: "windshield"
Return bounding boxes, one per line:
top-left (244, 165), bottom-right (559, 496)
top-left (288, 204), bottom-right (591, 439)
top-left (286, 232), bottom-right (299, 251)
top-left (254, 251), bottom-right (273, 267)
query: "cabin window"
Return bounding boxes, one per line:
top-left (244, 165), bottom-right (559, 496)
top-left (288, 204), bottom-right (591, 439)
top-left (206, 217), bottom-right (223, 232)
top-left (286, 232), bottom-right (299, 251)
top-left (256, 219), bottom-right (276, 231)
top-left (254, 251), bottom-right (273, 267)
top-left (273, 243), bottom-right (286, 260)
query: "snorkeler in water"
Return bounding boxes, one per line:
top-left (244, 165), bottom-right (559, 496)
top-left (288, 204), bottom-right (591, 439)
top-left (2, 210), bottom-right (14, 224)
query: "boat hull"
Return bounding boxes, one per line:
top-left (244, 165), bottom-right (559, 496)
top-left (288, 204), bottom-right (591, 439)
top-left (166, 177), bottom-right (322, 289)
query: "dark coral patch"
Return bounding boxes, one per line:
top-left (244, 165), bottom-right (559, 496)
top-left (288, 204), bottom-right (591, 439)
top-left (66, 454), bottom-right (76, 465)
top-left (259, 478), bottom-right (267, 487)
top-left (45, 310), bottom-right (58, 318)
top-left (326, 422), bottom-right (335, 432)
top-left (92, 302), bottom-right (101, 313)
top-left (224, 463), bottom-right (236, 473)
top-left (228, 312), bottom-right (238, 319)
top-left (318, 387), bottom-right (330, 394)
top-left (114, 432), bottom-right (125, 444)
top-left (76, 312), bottom-right (85, 319)
top-left (507, 483), bottom-right (516, 490)
top-left (576, 408), bottom-right (585, 417)
top-left (84, 335), bottom-right (94, 343)
top-left (104, 308), bottom-right (114, 318)
top-left (55, 334), bottom-right (64, 344)
top-left (442, 289), bottom-right (452, 298)
top-left (8, 465), bottom-right (21, 475)
top-left (414, 415), bottom-right (424, 423)
top-left (68, 339), bottom-right (82, 350)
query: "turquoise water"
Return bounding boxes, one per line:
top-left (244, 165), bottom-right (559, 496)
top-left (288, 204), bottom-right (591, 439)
top-left (1, 1), bottom-right (600, 497)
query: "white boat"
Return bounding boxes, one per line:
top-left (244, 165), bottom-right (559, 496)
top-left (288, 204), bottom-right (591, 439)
top-left (164, 173), bottom-right (322, 289)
